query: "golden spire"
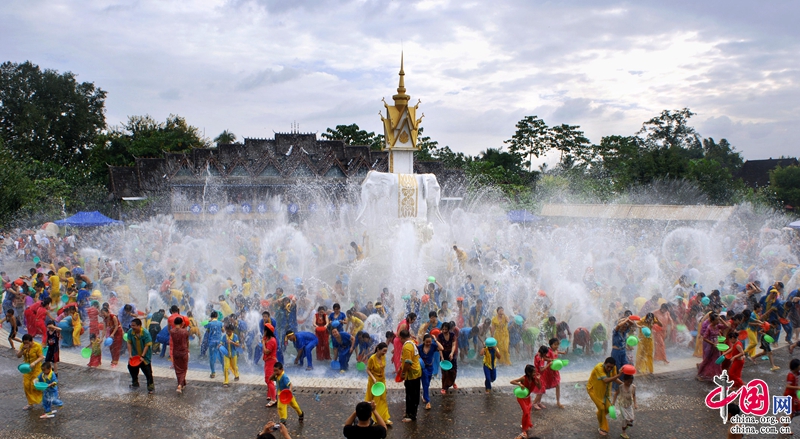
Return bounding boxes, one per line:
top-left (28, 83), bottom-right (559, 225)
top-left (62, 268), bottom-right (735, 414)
top-left (392, 51), bottom-right (410, 107)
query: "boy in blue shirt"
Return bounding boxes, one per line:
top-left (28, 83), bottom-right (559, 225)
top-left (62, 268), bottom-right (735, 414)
top-left (205, 311), bottom-right (224, 378)
top-left (271, 362), bottom-right (304, 424)
top-left (222, 324), bottom-right (240, 387)
top-left (37, 362), bottom-right (63, 418)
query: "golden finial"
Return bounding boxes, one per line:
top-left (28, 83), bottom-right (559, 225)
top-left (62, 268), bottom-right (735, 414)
top-left (392, 51), bottom-right (410, 107)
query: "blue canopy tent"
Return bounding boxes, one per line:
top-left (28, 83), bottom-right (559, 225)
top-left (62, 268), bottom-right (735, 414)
top-left (507, 210), bottom-right (541, 223)
top-left (55, 211), bottom-right (122, 227)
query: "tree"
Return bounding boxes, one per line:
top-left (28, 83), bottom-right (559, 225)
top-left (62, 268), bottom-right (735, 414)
top-left (0, 61), bottom-right (106, 176)
top-left (702, 137), bottom-right (743, 173)
top-left (321, 123), bottom-right (383, 150)
top-left (414, 127), bottom-right (468, 168)
top-left (0, 140), bottom-right (31, 226)
top-left (636, 108), bottom-right (701, 151)
top-left (87, 114), bottom-right (207, 185)
top-left (504, 115), bottom-right (550, 169)
top-left (550, 123), bottom-right (593, 165)
top-left (214, 130), bottom-right (237, 145)
top-left (770, 166), bottom-right (800, 209)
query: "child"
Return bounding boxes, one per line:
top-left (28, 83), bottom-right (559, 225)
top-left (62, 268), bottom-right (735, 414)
top-left (754, 323), bottom-right (780, 371)
top-left (783, 358), bottom-right (800, 431)
top-left (727, 403), bottom-right (743, 439)
top-left (186, 311), bottom-right (201, 346)
top-left (88, 334), bottom-right (102, 367)
top-left (510, 364), bottom-right (540, 439)
top-left (480, 338), bottom-right (501, 393)
top-left (271, 362), bottom-right (304, 424)
top-left (44, 318), bottom-right (62, 375)
top-left (531, 346), bottom-right (549, 410)
top-left (222, 324), bottom-right (240, 387)
top-left (0, 308), bottom-right (22, 348)
top-left (612, 374), bottom-right (637, 439)
top-left (37, 361), bottom-right (63, 419)
top-left (541, 338), bottom-right (565, 408)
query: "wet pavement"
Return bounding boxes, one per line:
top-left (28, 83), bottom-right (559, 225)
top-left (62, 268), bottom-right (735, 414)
top-left (2, 344), bottom-right (799, 439)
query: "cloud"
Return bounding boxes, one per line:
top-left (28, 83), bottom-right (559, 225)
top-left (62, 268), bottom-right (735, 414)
top-left (158, 88), bottom-right (181, 100)
top-left (236, 66), bottom-right (306, 91)
top-left (0, 0), bottom-right (797, 161)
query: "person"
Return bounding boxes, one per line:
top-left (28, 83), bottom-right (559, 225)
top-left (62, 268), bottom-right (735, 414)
top-left (783, 359), bottom-right (800, 431)
top-left (271, 362), bottom-right (304, 424)
top-left (610, 318), bottom-right (632, 384)
top-left (18, 334), bottom-right (44, 410)
top-left (343, 401), bottom-right (388, 439)
top-left (256, 422), bottom-right (293, 439)
top-left (587, 357), bottom-right (622, 437)
top-left (491, 307), bottom-right (512, 366)
top-left (510, 364), bottom-right (540, 439)
top-left (285, 330), bottom-right (318, 370)
top-left (541, 338), bottom-right (565, 408)
top-left (392, 313), bottom-right (416, 376)
top-left (36, 361), bottom-right (63, 419)
top-left (313, 307), bottom-right (331, 360)
top-left (418, 333), bottom-right (443, 410)
top-left (480, 338), bottom-right (501, 393)
top-left (170, 316), bottom-right (190, 393)
top-left (87, 300), bottom-right (101, 339)
top-left (723, 330), bottom-right (745, 389)
top-left (531, 345), bottom-right (549, 410)
top-left (263, 323), bottom-right (279, 407)
top-left (166, 305), bottom-right (184, 360)
top-left (127, 318), bottom-right (154, 393)
top-left (697, 312), bottom-right (731, 381)
top-left (1, 308), bottom-right (22, 348)
top-left (399, 329), bottom-right (422, 422)
top-left (87, 333), bottom-right (102, 367)
top-left (205, 311), bottom-right (224, 378)
top-left (612, 374), bottom-right (637, 439)
top-left (727, 403), bottom-right (743, 439)
top-left (102, 307), bottom-right (123, 367)
top-left (437, 322), bottom-right (459, 393)
top-left (652, 304), bottom-right (672, 364)
top-left (332, 327), bottom-right (354, 373)
top-left (634, 313), bottom-right (659, 375)
top-left (365, 342), bottom-right (392, 426)
top-left (222, 323), bottom-right (241, 387)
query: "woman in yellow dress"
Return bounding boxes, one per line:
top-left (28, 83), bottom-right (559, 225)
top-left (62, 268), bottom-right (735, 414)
top-left (71, 307), bottom-right (82, 347)
top-left (634, 313), bottom-right (660, 375)
top-left (365, 342), bottom-right (391, 425)
top-left (491, 307), bottom-right (512, 365)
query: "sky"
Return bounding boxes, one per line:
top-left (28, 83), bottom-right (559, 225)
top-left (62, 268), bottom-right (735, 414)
top-left (2, 0), bottom-right (798, 165)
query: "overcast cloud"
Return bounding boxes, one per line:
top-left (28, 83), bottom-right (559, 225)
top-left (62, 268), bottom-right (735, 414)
top-left (2, 0), bottom-right (797, 163)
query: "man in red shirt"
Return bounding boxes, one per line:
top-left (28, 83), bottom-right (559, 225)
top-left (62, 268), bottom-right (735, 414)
top-left (167, 305), bottom-right (187, 362)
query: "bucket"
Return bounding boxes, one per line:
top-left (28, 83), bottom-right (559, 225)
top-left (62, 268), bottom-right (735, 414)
top-left (371, 382), bottom-right (386, 397)
top-left (440, 360), bottom-right (453, 371)
top-left (279, 389), bottom-right (293, 404)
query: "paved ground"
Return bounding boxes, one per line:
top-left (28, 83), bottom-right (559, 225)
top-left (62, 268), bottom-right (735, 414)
top-left (2, 342), bottom-right (799, 439)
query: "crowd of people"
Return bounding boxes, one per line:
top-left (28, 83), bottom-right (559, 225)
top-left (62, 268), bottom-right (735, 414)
top-left (1, 222), bottom-right (799, 438)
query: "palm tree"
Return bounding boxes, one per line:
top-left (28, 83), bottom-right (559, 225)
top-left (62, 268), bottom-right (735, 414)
top-left (214, 130), bottom-right (236, 146)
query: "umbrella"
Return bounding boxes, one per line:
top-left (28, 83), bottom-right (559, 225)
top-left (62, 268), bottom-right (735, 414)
top-left (507, 210), bottom-right (541, 223)
top-left (788, 220), bottom-right (800, 230)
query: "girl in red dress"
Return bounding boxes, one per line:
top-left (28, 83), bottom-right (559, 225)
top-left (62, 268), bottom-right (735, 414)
top-left (531, 345), bottom-right (549, 410)
top-left (314, 307), bottom-right (330, 361)
top-left (724, 331), bottom-right (746, 389)
top-left (540, 338), bottom-right (566, 408)
top-left (510, 364), bottom-right (541, 439)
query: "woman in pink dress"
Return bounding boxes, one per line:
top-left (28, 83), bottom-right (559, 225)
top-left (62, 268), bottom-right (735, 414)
top-left (653, 304), bottom-right (673, 363)
top-left (696, 312), bottom-right (729, 381)
top-left (262, 324), bottom-right (278, 406)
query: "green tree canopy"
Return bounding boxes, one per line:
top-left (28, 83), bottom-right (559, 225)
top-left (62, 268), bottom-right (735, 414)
top-left (770, 165), bottom-right (800, 209)
top-left (214, 130), bottom-right (237, 145)
top-left (0, 61), bottom-right (106, 177)
top-left (321, 123), bottom-right (383, 150)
